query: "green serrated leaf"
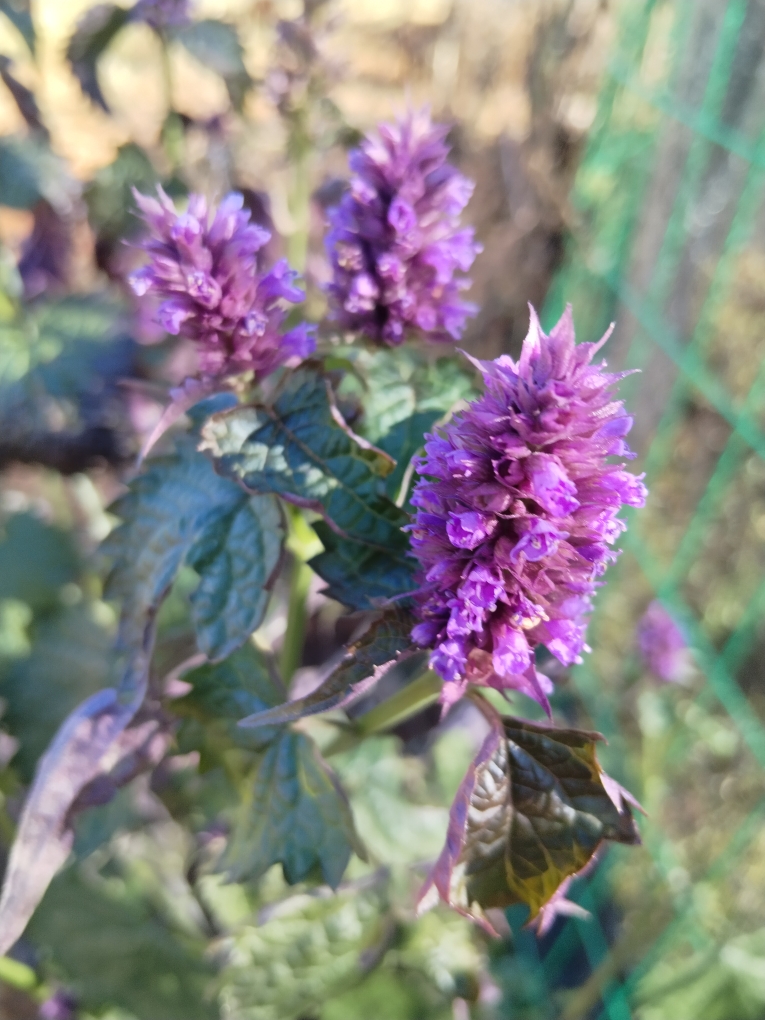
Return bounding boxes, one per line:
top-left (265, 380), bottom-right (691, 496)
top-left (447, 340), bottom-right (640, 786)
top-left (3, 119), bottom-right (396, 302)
top-left (338, 347), bottom-right (476, 443)
top-left (66, 3), bottom-right (131, 111)
top-left (173, 19), bottom-right (251, 110)
top-left (28, 864), bottom-right (216, 1020)
top-left (420, 706), bottom-right (642, 931)
top-left (221, 730), bottom-right (364, 888)
top-left (239, 607), bottom-right (418, 729)
top-left (103, 442), bottom-right (283, 659)
top-left (174, 643), bottom-right (285, 751)
top-left (309, 522), bottom-right (416, 610)
top-left (376, 408), bottom-right (442, 504)
top-left (219, 879), bottom-right (389, 1020)
top-left (201, 367), bottom-right (405, 549)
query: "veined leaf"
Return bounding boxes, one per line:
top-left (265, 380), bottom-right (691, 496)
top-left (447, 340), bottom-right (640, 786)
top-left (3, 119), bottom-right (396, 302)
top-left (338, 347), bottom-right (476, 443)
top-left (306, 408), bottom-right (439, 609)
top-left (221, 729), bottom-right (365, 888)
top-left (201, 367), bottom-right (405, 549)
top-left (174, 642), bottom-right (285, 749)
top-left (66, 3), bottom-right (130, 111)
top-left (219, 878), bottom-right (389, 1020)
top-left (419, 702), bottom-right (642, 934)
top-left (308, 522), bottom-right (416, 610)
top-left (103, 441), bottom-right (284, 660)
top-left (28, 864), bottom-right (216, 1020)
top-left (376, 408), bottom-right (442, 505)
top-left (239, 608), bottom-right (418, 729)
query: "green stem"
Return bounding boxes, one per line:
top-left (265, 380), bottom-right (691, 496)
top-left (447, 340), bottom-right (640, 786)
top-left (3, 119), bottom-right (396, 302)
top-left (280, 555), bottom-right (312, 685)
top-left (324, 670), bottom-right (443, 756)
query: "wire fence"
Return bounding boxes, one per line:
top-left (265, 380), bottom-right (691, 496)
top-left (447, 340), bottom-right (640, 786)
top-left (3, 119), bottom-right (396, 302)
top-left (517, 1), bottom-right (765, 1016)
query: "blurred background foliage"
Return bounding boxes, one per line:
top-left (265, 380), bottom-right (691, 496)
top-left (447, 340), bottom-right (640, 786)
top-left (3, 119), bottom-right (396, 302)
top-left (0, 0), bottom-right (764, 1018)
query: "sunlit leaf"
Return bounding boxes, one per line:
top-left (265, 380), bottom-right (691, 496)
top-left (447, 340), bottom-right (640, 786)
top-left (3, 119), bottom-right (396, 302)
top-left (174, 19), bottom-right (251, 110)
top-left (28, 864), bottom-right (216, 1020)
top-left (219, 878), bottom-right (390, 1020)
top-left (104, 441), bottom-right (284, 659)
top-left (338, 347), bottom-right (476, 443)
top-left (201, 367), bottom-right (405, 548)
top-left (239, 608), bottom-right (418, 729)
top-left (221, 729), bottom-right (365, 888)
top-left (419, 703), bottom-right (642, 934)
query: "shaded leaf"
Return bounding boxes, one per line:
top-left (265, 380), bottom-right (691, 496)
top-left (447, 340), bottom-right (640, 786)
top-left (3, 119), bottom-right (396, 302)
top-left (0, 56), bottom-right (43, 132)
top-left (0, 512), bottom-right (79, 615)
top-left (419, 704), bottom-right (641, 934)
top-left (339, 347), bottom-right (476, 443)
top-left (174, 642), bottom-right (285, 749)
top-left (376, 408), bottom-right (442, 504)
top-left (103, 441), bottom-right (284, 659)
top-left (240, 607), bottom-right (418, 729)
top-left (221, 729), bottom-right (365, 888)
top-left (0, 602), bottom-right (113, 781)
top-left (309, 521), bottom-right (416, 610)
top-left (84, 142), bottom-right (160, 244)
top-left (0, 135), bottom-right (73, 211)
top-left (174, 19), bottom-right (251, 110)
top-left (219, 877), bottom-right (389, 1020)
top-left (65, 3), bottom-right (130, 111)
top-left (0, 625), bottom-right (154, 955)
top-left (201, 367), bottom-right (405, 549)
top-left (27, 864), bottom-right (216, 1020)
top-left (0, 0), bottom-right (34, 53)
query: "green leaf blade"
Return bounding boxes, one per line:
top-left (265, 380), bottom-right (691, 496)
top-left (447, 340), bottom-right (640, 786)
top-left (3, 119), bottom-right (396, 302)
top-left (222, 730), bottom-right (363, 889)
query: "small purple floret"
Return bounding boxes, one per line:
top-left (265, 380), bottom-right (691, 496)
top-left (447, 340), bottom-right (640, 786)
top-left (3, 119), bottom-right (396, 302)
top-left (407, 305), bottom-right (647, 711)
top-left (129, 187), bottom-right (315, 381)
top-left (325, 109), bottom-right (482, 346)
top-left (636, 600), bottom-right (691, 683)
top-left (39, 989), bottom-right (78, 1020)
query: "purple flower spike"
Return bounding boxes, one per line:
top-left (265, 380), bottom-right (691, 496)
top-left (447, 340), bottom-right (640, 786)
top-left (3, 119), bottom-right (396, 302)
top-left (637, 600), bottom-right (692, 683)
top-left (129, 187), bottom-right (315, 381)
top-left (325, 109), bottom-right (482, 346)
top-left (407, 305), bottom-right (647, 711)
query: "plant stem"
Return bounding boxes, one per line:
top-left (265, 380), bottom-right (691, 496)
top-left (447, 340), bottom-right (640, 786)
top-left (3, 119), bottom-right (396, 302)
top-left (280, 555), bottom-right (312, 685)
top-left (323, 670), bottom-right (443, 756)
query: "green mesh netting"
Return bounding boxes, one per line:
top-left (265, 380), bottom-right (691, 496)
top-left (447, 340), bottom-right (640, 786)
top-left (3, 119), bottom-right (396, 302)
top-left (513, 1), bottom-right (765, 1016)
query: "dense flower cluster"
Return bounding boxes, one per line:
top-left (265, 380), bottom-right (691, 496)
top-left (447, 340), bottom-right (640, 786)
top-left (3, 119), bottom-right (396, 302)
top-left (637, 600), bottom-right (691, 682)
top-left (130, 188), bottom-right (314, 380)
top-left (131, 0), bottom-right (192, 30)
top-left (325, 109), bottom-right (481, 346)
top-left (408, 306), bottom-right (647, 710)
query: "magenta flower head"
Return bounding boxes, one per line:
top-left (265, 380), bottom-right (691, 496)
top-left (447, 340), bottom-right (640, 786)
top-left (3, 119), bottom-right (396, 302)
top-left (325, 109), bottom-right (482, 346)
top-left (637, 600), bottom-right (691, 683)
top-left (407, 306), bottom-right (647, 711)
top-left (129, 187), bottom-right (315, 381)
